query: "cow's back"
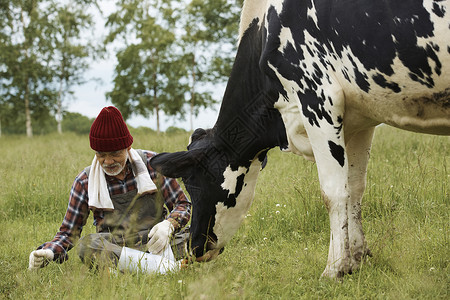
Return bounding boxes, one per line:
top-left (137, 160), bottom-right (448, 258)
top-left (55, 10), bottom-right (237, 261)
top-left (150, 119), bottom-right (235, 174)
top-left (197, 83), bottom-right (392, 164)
top-left (254, 0), bottom-right (450, 136)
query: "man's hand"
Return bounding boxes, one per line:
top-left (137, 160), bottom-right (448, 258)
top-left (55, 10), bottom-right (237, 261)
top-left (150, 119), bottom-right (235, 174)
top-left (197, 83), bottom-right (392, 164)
top-left (28, 249), bottom-right (54, 270)
top-left (146, 220), bottom-right (174, 255)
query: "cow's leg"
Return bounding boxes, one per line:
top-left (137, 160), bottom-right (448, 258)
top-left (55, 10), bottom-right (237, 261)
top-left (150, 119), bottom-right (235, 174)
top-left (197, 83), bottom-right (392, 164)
top-left (311, 133), bottom-right (351, 279)
top-left (345, 127), bottom-right (375, 271)
top-left (300, 92), bottom-right (351, 279)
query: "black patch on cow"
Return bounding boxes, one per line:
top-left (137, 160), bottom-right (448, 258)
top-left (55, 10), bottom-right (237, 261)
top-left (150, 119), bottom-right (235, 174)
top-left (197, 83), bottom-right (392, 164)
top-left (216, 17), bottom-right (289, 162)
top-left (224, 173), bottom-right (245, 208)
top-left (218, 116), bottom-right (259, 157)
top-left (334, 116), bottom-right (343, 136)
top-left (426, 44), bottom-right (442, 75)
top-left (354, 67), bottom-right (370, 93)
top-left (258, 150), bottom-right (269, 169)
top-left (432, 2), bottom-right (446, 17)
top-left (183, 182), bottom-right (218, 257)
top-left (342, 69), bottom-right (351, 83)
top-left (372, 74), bottom-right (401, 93)
top-left (287, 0), bottom-right (440, 89)
top-left (299, 90), bottom-right (333, 127)
top-left (346, 54), bottom-right (371, 93)
top-left (328, 140), bottom-right (345, 167)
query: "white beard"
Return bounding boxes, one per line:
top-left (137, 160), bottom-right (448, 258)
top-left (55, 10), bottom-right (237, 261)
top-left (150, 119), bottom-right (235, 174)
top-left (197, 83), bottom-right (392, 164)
top-left (102, 154), bottom-right (128, 176)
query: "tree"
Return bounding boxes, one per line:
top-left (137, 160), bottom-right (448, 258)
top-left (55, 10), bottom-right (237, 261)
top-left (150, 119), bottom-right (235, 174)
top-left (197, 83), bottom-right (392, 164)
top-left (44, 0), bottom-right (98, 134)
top-left (105, 0), bottom-right (190, 133)
top-left (181, 0), bottom-right (243, 130)
top-left (0, 0), bottom-right (96, 137)
top-left (0, 0), bottom-right (99, 136)
top-left (0, 1), bottom-right (9, 137)
top-left (62, 111), bottom-right (93, 134)
top-left (105, 0), bottom-right (243, 132)
top-left (0, 0), bottom-right (56, 137)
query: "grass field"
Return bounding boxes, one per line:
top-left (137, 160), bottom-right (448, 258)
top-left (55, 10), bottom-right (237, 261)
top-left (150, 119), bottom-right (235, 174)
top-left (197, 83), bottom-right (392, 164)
top-left (0, 126), bottom-right (448, 299)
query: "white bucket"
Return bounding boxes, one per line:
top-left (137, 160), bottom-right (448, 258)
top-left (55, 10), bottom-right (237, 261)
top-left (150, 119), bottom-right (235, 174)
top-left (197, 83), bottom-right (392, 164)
top-left (117, 246), bottom-right (180, 274)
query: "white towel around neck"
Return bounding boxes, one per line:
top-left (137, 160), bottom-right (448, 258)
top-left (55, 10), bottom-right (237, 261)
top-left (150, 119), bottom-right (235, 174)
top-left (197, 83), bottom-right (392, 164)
top-left (88, 148), bottom-right (158, 210)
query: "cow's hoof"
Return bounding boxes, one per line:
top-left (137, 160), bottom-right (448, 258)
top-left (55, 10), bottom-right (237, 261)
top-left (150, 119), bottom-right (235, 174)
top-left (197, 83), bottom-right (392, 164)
top-left (320, 267), bottom-right (347, 280)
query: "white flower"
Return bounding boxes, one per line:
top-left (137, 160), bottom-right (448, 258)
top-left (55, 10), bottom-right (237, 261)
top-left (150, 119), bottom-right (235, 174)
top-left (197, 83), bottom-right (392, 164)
top-left (276, 211), bottom-right (280, 214)
top-left (276, 204), bottom-right (281, 207)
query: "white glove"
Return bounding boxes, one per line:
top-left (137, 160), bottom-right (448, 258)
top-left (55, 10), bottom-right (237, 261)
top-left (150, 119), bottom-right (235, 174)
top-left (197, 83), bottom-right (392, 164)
top-left (28, 249), bottom-right (54, 270)
top-left (147, 220), bottom-right (174, 255)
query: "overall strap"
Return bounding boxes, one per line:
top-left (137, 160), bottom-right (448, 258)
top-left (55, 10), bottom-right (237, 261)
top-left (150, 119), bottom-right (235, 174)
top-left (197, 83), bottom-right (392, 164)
top-left (135, 149), bottom-right (147, 163)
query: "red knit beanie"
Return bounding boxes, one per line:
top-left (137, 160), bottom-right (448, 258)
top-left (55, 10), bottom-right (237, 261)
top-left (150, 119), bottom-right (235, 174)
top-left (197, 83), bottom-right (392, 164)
top-left (89, 106), bottom-right (133, 152)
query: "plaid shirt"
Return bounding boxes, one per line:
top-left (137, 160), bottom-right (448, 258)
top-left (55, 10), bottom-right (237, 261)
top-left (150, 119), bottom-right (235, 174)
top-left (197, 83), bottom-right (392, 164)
top-left (38, 150), bottom-right (191, 263)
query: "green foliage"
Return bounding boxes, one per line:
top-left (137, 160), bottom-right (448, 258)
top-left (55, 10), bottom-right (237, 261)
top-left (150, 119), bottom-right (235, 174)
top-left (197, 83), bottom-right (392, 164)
top-left (0, 0), bottom-right (100, 136)
top-left (1, 104), bottom-right (58, 135)
top-left (61, 111), bottom-right (93, 134)
top-left (0, 0), bottom-right (57, 137)
top-left (44, 1), bottom-right (99, 133)
top-left (184, 0), bottom-right (242, 80)
top-left (1, 0), bottom-right (243, 135)
top-left (165, 126), bottom-right (187, 135)
top-left (104, 0), bottom-right (242, 132)
top-left (105, 0), bottom-right (191, 133)
top-left (0, 126), bottom-right (448, 298)
top-left (129, 126), bottom-right (157, 137)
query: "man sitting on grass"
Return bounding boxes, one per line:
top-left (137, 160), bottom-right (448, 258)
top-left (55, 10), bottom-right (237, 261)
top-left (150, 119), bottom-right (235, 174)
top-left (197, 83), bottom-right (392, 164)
top-left (28, 106), bottom-right (190, 271)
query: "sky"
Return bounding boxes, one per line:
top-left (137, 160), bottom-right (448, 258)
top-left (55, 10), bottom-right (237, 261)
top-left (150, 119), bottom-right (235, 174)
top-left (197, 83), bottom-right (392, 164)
top-left (65, 1), bottom-right (224, 132)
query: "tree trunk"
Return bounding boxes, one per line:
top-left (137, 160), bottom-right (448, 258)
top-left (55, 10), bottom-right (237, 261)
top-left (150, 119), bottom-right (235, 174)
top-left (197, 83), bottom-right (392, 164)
top-left (57, 76), bottom-right (63, 134)
top-left (25, 78), bottom-right (33, 138)
top-left (155, 102), bottom-right (160, 134)
top-left (20, 8), bottom-right (33, 138)
top-left (190, 54), bottom-right (196, 132)
top-left (153, 68), bottom-right (160, 134)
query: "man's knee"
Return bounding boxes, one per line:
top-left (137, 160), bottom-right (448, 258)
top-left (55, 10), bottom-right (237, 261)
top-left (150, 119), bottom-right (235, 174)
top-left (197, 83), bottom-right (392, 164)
top-left (77, 233), bottom-right (122, 268)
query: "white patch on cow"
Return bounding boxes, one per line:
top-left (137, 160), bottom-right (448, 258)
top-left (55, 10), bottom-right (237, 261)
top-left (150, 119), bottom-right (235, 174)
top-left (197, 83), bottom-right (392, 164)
top-left (334, 42), bottom-right (450, 133)
top-left (278, 26), bottom-right (296, 53)
top-left (274, 93), bottom-right (315, 161)
top-left (307, 1), bottom-right (318, 25)
top-left (239, 0), bottom-right (269, 41)
top-left (213, 157), bottom-right (263, 249)
top-left (416, 2), bottom-right (450, 54)
top-left (221, 166), bottom-right (247, 196)
top-left (266, 59), bottom-right (315, 161)
top-left (268, 0), bottom-right (284, 15)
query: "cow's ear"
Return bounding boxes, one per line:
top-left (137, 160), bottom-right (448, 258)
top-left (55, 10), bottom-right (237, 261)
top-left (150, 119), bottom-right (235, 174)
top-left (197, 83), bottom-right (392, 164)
top-left (150, 150), bottom-right (200, 179)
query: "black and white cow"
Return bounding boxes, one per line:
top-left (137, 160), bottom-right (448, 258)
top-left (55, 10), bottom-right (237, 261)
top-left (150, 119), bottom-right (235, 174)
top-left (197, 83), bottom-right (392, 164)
top-left (151, 0), bottom-right (450, 278)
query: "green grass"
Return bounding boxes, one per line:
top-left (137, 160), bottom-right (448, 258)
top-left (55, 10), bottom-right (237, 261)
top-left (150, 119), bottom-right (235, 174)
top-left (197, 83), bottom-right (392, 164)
top-left (0, 126), bottom-right (448, 299)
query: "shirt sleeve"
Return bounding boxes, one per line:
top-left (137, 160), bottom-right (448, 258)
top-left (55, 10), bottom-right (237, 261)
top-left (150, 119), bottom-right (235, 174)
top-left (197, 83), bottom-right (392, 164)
top-left (38, 170), bottom-right (90, 263)
top-left (144, 150), bottom-right (191, 232)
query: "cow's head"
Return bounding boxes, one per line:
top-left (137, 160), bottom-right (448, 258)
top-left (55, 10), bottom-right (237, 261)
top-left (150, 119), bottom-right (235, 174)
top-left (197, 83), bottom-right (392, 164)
top-left (150, 127), bottom-right (268, 261)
